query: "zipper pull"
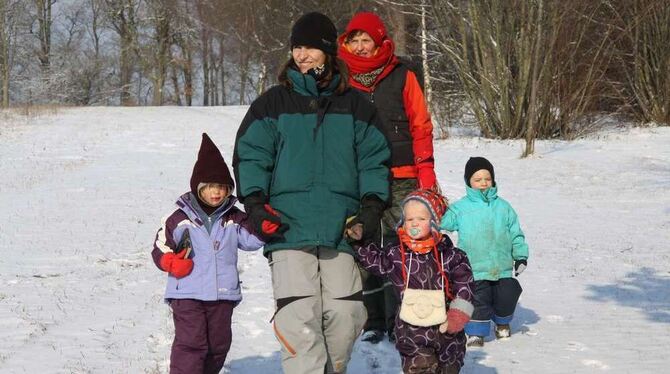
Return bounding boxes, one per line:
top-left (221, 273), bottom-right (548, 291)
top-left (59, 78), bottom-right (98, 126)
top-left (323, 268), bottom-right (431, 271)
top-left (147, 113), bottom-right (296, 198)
top-left (370, 91), bottom-right (374, 103)
top-left (395, 125), bottom-right (398, 133)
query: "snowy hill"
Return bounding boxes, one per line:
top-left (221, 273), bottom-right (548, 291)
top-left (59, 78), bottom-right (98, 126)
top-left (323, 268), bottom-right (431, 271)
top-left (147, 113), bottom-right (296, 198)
top-left (1, 107), bottom-right (669, 373)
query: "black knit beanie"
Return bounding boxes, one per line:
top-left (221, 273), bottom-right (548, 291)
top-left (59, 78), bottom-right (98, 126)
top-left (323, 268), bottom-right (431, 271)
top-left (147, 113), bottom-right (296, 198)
top-left (290, 12), bottom-right (338, 56)
top-left (464, 157), bottom-right (495, 187)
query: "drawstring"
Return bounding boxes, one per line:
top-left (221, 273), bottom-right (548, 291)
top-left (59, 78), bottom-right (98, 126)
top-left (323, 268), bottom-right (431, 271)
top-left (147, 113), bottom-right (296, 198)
top-left (400, 241), bottom-right (453, 300)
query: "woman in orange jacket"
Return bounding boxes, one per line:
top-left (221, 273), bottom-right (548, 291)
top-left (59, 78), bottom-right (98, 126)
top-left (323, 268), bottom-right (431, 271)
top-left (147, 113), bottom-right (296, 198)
top-left (339, 11), bottom-right (439, 344)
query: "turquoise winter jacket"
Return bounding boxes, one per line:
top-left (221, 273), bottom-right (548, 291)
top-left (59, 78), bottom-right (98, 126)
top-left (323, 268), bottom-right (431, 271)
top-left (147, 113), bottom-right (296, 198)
top-left (440, 185), bottom-right (528, 281)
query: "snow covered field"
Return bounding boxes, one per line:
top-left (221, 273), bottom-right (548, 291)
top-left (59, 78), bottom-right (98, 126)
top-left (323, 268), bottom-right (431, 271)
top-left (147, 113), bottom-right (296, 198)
top-left (1, 106), bottom-right (669, 373)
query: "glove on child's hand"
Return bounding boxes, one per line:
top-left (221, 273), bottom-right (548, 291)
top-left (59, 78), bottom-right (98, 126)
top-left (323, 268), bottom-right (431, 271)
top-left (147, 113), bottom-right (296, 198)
top-left (345, 195), bottom-right (385, 243)
top-left (244, 192), bottom-right (289, 241)
top-left (514, 259), bottom-right (527, 276)
top-left (160, 251), bottom-right (194, 278)
top-left (439, 308), bottom-right (470, 334)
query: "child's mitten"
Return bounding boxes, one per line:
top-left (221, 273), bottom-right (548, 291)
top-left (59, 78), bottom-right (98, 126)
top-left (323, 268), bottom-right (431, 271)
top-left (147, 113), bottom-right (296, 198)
top-left (514, 259), bottom-right (527, 276)
top-left (160, 251), bottom-right (194, 278)
top-left (244, 192), bottom-right (289, 241)
top-left (442, 308), bottom-right (470, 334)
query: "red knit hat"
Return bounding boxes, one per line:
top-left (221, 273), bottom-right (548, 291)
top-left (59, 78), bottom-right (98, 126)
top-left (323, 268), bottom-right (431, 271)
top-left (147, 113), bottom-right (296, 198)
top-left (345, 12), bottom-right (387, 46)
top-left (190, 133), bottom-right (234, 195)
top-left (400, 189), bottom-right (448, 224)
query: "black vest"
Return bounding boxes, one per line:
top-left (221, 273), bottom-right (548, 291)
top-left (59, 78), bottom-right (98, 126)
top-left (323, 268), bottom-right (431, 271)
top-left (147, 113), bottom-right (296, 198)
top-left (365, 64), bottom-right (414, 167)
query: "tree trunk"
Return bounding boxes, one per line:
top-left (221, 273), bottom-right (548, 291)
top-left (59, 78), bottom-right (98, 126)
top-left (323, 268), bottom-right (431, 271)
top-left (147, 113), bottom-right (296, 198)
top-left (0, 0), bottom-right (9, 107)
top-left (170, 64), bottom-right (182, 106)
top-left (200, 26), bottom-right (209, 106)
top-left (151, 9), bottom-right (169, 106)
top-left (184, 46), bottom-right (193, 106)
top-left (219, 36), bottom-right (226, 105)
top-left (420, 1), bottom-right (434, 116)
top-left (119, 27), bottom-right (134, 105)
top-left (239, 50), bottom-right (248, 105)
top-left (34, 0), bottom-right (52, 71)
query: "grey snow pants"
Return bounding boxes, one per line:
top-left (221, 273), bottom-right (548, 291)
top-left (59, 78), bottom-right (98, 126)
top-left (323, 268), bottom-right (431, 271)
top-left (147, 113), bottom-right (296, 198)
top-left (269, 246), bottom-right (366, 374)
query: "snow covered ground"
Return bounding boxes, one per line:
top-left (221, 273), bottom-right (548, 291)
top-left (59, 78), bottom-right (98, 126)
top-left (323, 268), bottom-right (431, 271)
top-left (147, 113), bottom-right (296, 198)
top-left (1, 106), bottom-right (669, 373)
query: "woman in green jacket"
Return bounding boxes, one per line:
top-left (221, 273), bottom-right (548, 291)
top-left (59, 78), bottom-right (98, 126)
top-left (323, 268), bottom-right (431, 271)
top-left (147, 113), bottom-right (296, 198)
top-left (440, 157), bottom-right (529, 347)
top-left (233, 12), bottom-right (390, 374)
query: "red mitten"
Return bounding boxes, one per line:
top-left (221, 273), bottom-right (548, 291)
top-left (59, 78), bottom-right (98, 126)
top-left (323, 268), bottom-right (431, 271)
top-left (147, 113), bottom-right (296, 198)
top-left (445, 308), bottom-right (470, 334)
top-left (416, 163), bottom-right (437, 191)
top-left (261, 204), bottom-right (281, 234)
top-left (159, 251), bottom-right (193, 278)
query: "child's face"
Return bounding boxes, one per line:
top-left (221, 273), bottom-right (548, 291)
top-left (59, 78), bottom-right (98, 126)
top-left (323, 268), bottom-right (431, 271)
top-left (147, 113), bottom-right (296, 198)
top-left (198, 183), bottom-right (230, 207)
top-left (402, 200), bottom-right (432, 240)
top-left (469, 169), bottom-right (493, 190)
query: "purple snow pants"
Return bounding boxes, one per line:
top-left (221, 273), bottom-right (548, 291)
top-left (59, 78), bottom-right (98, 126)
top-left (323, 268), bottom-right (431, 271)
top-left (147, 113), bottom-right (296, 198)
top-left (169, 299), bottom-right (235, 374)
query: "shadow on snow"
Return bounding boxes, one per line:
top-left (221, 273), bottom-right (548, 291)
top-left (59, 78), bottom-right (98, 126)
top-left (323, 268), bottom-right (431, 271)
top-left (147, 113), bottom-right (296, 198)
top-left (585, 267), bottom-right (670, 323)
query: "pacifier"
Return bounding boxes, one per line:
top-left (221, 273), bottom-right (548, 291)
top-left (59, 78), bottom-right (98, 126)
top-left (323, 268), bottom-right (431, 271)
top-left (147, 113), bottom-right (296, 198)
top-left (409, 228), bottom-right (421, 236)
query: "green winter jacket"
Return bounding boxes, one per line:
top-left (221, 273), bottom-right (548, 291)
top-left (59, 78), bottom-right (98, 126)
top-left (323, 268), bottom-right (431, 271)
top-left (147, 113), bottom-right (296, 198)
top-left (440, 185), bottom-right (528, 281)
top-left (233, 69), bottom-right (390, 255)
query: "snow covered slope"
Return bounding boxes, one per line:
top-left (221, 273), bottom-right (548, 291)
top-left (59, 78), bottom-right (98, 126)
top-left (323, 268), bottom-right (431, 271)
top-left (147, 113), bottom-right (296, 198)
top-left (1, 107), bottom-right (668, 373)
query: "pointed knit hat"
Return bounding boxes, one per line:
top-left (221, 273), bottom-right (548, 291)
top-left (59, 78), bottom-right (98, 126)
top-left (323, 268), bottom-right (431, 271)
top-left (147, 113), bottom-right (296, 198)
top-left (190, 133), bottom-right (234, 195)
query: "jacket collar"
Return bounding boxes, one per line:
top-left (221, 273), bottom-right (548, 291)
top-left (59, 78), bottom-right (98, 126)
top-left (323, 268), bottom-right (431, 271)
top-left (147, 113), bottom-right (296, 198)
top-left (177, 192), bottom-right (237, 226)
top-left (465, 185), bottom-right (498, 203)
top-left (287, 68), bottom-right (340, 97)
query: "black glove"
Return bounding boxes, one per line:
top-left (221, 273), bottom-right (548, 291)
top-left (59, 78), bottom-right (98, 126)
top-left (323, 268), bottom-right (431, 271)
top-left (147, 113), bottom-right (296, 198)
top-left (243, 191), bottom-right (289, 242)
top-left (514, 259), bottom-right (527, 276)
top-left (346, 195), bottom-right (386, 244)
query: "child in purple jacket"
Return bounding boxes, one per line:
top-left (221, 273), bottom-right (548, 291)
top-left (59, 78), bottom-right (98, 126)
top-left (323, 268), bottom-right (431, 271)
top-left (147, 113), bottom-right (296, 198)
top-left (151, 133), bottom-right (265, 374)
top-left (349, 189), bottom-right (475, 374)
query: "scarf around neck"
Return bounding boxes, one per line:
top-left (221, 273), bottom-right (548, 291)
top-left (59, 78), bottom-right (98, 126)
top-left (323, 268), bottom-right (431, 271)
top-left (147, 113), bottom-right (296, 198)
top-left (337, 36), bottom-right (398, 91)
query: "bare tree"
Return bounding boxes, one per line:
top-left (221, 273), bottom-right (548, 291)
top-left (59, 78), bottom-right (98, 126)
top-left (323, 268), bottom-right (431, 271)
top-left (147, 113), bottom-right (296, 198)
top-left (32, 0), bottom-right (55, 71)
top-left (105, 0), bottom-right (138, 106)
top-left (609, 0), bottom-right (669, 125)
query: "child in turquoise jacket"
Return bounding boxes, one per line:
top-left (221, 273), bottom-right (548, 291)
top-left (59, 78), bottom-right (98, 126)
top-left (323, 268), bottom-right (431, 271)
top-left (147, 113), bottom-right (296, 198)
top-left (440, 157), bottom-right (529, 347)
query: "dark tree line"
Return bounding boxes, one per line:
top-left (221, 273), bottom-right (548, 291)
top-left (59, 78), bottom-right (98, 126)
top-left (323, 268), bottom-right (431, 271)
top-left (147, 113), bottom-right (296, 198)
top-left (1, 0), bottom-right (668, 154)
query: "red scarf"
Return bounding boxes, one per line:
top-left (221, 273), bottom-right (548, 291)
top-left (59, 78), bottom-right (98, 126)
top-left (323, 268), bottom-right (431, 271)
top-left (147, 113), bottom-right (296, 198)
top-left (337, 35), bottom-right (399, 92)
top-left (397, 227), bottom-right (454, 300)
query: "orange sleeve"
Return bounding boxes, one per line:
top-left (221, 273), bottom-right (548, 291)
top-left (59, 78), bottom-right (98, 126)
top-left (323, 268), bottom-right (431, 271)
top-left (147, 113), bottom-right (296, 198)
top-left (402, 70), bottom-right (437, 190)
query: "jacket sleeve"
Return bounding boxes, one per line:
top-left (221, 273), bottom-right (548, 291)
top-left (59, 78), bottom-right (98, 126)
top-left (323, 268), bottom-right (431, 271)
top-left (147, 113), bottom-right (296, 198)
top-left (231, 208), bottom-right (265, 252)
top-left (403, 70), bottom-right (437, 190)
top-left (354, 106), bottom-right (391, 202)
top-left (445, 248), bottom-right (475, 315)
top-left (233, 98), bottom-right (278, 201)
top-left (151, 212), bottom-right (180, 270)
top-left (355, 242), bottom-right (397, 278)
top-left (440, 205), bottom-right (459, 232)
top-left (507, 205), bottom-right (529, 260)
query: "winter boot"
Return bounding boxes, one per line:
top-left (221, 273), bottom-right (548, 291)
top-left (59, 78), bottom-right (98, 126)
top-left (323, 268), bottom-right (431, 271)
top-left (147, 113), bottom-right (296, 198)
top-left (403, 354), bottom-right (439, 373)
top-left (361, 329), bottom-right (385, 344)
top-left (495, 324), bottom-right (511, 339)
top-left (466, 335), bottom-right (484, 347)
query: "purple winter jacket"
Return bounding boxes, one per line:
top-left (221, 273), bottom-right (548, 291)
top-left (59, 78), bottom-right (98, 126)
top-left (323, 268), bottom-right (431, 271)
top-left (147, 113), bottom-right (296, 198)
top-left (356, 235), bottom-right (475, 367)
top-left (356, 235), bottom-right (474, 308)
top-left (152, 193), bottom-right (264, 302)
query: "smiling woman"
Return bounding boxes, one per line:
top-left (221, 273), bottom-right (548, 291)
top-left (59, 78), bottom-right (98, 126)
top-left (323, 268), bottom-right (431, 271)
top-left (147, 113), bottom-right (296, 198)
top-left (233, 11), bottom-right (391, 374)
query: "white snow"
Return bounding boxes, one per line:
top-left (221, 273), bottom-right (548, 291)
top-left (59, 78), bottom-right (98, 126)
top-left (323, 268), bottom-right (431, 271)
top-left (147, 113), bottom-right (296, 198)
top-left (1, 106), bottom-right (669, 373)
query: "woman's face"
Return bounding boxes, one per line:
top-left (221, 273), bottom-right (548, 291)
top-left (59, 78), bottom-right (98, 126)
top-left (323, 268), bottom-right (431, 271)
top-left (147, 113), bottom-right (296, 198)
top-left (292, 46), bottom-right (327, 74)
top-left (345, 31), bottom-right (377, 57)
